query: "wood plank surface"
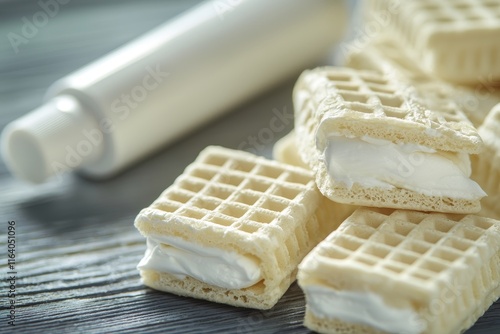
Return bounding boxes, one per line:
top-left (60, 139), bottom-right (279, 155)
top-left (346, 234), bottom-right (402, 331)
top-left (0, 1), bottom-right (499, 333)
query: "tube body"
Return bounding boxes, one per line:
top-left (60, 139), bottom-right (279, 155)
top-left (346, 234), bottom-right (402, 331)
top-left (1, 0), bottom-right (348, 183)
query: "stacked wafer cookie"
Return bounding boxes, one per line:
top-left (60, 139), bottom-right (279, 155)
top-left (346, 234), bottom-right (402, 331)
top-left (133, 0), bottom-right (500, 332)
top-left (345, 0), bottom-right (500, 127)
top-left (294, 66), bottom-right (485, 214)
top-left (276, 105), bottom-right (500, 333)
top-left (135, 146), bottom-right (355, 309)
top-left (367, 0), bottom-right (500, 84)
top-left (292, 0), bottom-right (500, 332)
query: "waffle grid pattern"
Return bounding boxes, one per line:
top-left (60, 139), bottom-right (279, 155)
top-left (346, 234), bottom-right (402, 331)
top-left (371, 0), bottom-right (500, 44)
top-left (369, 0), bottom-right (500, 83)
top-left (317, 209), bottom-right (497, 283)
top-left (309, 67), bottom-right (466, 127)
top-left (150, 148), bottom-right (314, 235)
top-left (344, 36), bottom-right (498, 127)
top-left (390, 0), bottom-right (500, 43)
top-left (345, 37), bottom-right (430, 84)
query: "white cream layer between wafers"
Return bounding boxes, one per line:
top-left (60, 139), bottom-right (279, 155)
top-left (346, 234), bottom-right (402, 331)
top-left (303, 285), bottom-right (423, 334)
top-left (138, 234), bottom-right (261, 289)
top-left (326, 134), bottom-right (485, 200)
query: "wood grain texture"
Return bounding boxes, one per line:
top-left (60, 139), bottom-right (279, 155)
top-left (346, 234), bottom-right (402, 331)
top-left (0, 1), bottom-right (498, 334)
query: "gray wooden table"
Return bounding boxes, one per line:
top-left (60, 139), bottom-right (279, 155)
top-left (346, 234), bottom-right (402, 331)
top-left (0, 1), bottom-right (498, 333)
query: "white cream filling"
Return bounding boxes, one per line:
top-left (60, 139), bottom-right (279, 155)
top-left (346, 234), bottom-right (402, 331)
top-left (137, 235), bottom-right (262, 289)
top-left (304, 285), bottom-right (425, 334)
top-left (325, 135), bottom-right (486, 200)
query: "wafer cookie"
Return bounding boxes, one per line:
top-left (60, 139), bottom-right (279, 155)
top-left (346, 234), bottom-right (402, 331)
top-left (294, 66), bottom-right (485, 213)
top-left (298, 207), bottom-right (500, 334)
top-left (343, 36), bottom-right (500, 127)
top-left (472, 103), bottom-right (500, 220)
top-left (367, 0), bottom-right (500, 84)
top-left (135, 146), bottom-right (349, 309)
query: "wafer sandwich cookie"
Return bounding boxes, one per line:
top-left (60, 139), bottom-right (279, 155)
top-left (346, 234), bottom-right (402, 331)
top-left (472, 103), bottom-right (500, 220)
top-left (367, 0), bottom-right (500, 84)
top-left (298, 207), bottom-right (500, 334)
top-left (343, 36), bottom-right (500, 127)
top-left (294, 66), bottom-right (486, 213)
top-left (134, 146), bottom-right (354, 309)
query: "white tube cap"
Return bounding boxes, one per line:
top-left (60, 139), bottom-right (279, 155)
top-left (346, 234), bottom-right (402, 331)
top-left (1, 95), bottom-right (103, 184)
